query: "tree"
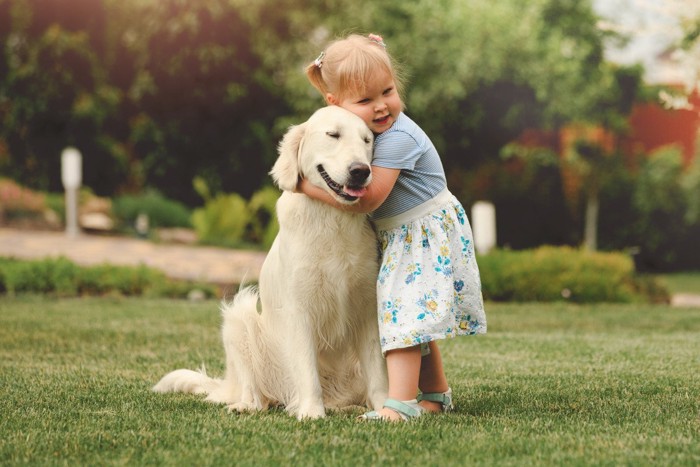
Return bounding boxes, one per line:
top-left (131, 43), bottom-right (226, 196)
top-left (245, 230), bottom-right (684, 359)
top-left (0, 0), bottom-right (651, 249)
top-left (567, 64), bottom-right (644, 251)
top-left (100, 0), bottom-right (290, 204)
top-left (0, 0), bottom-right (115, 192)
top-left (0, 0), bottom-right (293, 204)
top-left (597, 0), bottom-right (700, 107)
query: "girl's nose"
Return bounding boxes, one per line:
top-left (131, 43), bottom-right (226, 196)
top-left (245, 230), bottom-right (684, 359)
top-left (374, 100), bottom-right (387, 112)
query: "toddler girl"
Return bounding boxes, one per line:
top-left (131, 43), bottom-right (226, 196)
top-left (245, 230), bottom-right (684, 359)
top-left (298, 33), bottom-right (486, 421)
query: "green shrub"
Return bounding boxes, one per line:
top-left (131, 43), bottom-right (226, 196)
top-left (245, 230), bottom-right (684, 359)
top-left (0, 257), bottom-right (216, 298)
top-left (247, 185), bottom-right (280, 249)
top-left (44, 192), bottom-right (66, 222)
top-left (681, 153), bottom-right (700, 225)
top-left (77, 263), bottom-right (164, 296)
top-left (192, 192), bottom-right (250, 247)
top-left (478, 246), bottom-right (668, 303)
top-left (191, 177), bottom-right (252, 248)
top-left (188, 179), bottom-right (282, 249)
top-left (633, 274), bottom-right (673, 304)
top-left (0, 178), bottom-right (46, 218)
top-left (112, 190), bottom-right (192, 230)
top-left (631, 146), bottom-right (693, 270)
top-left (0, 257), bottom-right (79, 296)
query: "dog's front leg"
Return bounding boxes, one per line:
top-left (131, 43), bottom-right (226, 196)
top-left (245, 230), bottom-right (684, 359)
top-left (358, 323), bottom-right (389, 410)
top-left (284, 320), bottom-right (325, 420)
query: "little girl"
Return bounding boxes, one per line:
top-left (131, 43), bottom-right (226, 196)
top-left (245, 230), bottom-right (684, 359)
top-left (298, 33), bottom-right (487, 421)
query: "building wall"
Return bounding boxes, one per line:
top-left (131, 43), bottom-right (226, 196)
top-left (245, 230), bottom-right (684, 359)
top-left (624, 91), bottom-right (700, 165)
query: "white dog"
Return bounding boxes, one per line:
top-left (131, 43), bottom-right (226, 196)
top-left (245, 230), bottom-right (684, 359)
top-left (153, 106), bottom-right (388, 419)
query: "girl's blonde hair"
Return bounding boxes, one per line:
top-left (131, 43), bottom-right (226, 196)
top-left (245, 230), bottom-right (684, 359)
top-left (305, 34), bottom-right (404, 103)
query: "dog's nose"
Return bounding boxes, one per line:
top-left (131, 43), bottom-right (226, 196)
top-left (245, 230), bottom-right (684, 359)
top-left (349, 162), bottom-right (371, 183)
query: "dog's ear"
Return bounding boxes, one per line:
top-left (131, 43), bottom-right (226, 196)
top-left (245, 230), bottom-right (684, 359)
top-left (270, 122), bottom-right (307, 191)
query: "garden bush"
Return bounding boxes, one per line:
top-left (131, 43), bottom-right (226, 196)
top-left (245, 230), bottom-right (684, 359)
top-left (112, 190), bottom-right (192, 230)
top-left (190, 179), bottom-right (281, 249)
top-left (0, 257), bottom-right (216, 299)
top-left (0, 178), bottom-right (46, 218)
top-left (191, 177), bottom-right (251, 248)
top-left (478, 246), bottom-right (669, 303)
top-left (0, 257), bottom-right (79, 295)
top-left (192, 192), bottom-right (250, 247)
top-left (246, 185), bottom-right (280, 249)
top-left (630, 146), bottom-right (689, 270)
top-left (0, 178), bottom-right (55, 228)
top-left (43, 192), bottom-right (66, 223)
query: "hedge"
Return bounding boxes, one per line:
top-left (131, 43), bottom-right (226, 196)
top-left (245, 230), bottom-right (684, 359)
top-left (0, 257), bottom-right (216, 299)
top-left (478, 246), bottom-right (669, 303)
top-left (0, 247), bottom-right (669, 303)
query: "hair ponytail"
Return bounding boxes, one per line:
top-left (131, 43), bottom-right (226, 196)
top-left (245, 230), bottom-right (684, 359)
top-left (305, 61), bottom-right (328, 97)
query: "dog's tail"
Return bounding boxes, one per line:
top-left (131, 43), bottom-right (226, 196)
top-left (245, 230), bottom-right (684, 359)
top-left (153, 362), bottom-right (241, 405)
top-left (151, 288), bottom-right (257, 404)
top-left (152, 366), bottom-right (223, 396)
top-left (152, 286), bottom-right (264, 406)
top-left (220, 285), bottom-right (270, 382)
top-left (220, 285), bottom-right (281, 407)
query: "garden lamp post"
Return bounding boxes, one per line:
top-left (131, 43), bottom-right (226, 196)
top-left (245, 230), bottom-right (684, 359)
top-left (472, 201), bottom-right (496, 255)
top-left (61, 147), bottom-right (82, 238)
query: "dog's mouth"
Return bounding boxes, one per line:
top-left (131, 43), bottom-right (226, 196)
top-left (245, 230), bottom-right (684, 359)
top-left (317, 164), bottom-right (368, 202)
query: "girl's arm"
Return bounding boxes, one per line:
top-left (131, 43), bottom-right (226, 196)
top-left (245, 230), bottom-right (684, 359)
top-left (296, 166), bottom-right (400, 214)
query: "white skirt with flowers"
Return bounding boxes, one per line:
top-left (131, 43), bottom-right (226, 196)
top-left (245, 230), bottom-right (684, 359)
top-left (373, 189), bottom-right (487, 354)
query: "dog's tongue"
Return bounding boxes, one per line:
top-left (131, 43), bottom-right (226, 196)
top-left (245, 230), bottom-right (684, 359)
top-left (344, 186), bottom-right (368, 198)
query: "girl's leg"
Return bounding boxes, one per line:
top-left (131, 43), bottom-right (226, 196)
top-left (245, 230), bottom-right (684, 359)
top-left (418, 341), bottom-right (449, 413)
top-left (376, 345), bottom-right (422, 420)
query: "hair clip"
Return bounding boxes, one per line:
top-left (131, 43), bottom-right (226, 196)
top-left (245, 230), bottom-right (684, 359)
top-left (368, 34), bottom-right (386, 47)
top-left (314, 51), bottom-right (325, 68)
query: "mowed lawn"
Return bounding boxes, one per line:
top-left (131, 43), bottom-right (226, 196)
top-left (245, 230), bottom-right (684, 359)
top-left (0, 296), bottom-right (698, 466)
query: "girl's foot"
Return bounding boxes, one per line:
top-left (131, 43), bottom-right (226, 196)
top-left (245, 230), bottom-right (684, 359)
top-left (373, 406), bottom-right (406, 421)
top-left (360, 399), bottom-right (423, 421)
top-left (417, 388), bottom-right (454, 412)
top-left (417, 399), bottom-right (444, 413)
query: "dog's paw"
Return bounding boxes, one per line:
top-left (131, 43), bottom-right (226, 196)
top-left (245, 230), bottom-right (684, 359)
top-left (296, 405), bottom-right (326, 420)
top-left (227, 402), bottom-right (260, 414)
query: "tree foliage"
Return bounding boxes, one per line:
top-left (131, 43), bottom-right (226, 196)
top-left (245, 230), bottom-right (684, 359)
top-left (0, 0), bottom-right (629, 201)
top-left (1, 0), bottom-right (695, 268)
top-left (0, 0), bottom-right (287, 204)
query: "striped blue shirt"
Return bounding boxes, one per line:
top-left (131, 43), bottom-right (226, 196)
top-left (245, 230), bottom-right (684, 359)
top-left (370, 112), bottom-right (447, 220)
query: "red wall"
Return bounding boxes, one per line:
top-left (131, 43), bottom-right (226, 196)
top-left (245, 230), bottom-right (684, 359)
top-left (624, 91), bottom-right (700, 165)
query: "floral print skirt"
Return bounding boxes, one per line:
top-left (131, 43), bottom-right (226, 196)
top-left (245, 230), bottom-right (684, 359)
top-left (373, 189), bottom-right (487, 354)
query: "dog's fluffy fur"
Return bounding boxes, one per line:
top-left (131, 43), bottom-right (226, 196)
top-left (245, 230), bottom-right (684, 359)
top-left (153, 106), bottom-right (388, 419)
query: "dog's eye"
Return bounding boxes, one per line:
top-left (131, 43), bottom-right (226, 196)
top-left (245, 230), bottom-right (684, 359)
top-left (326, 132), bottom-right (340, 139)
top-left (364, 137), bottom-right (371, 144)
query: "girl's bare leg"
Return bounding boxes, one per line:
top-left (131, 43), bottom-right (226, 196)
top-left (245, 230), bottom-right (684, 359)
top-left (418, 341), bottom-right (449, 413)
top-left (376, 345), bottom-right (422, 420)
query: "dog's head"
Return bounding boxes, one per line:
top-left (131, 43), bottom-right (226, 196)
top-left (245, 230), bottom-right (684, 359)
top-left (270, 106), bottom-right (374, 204)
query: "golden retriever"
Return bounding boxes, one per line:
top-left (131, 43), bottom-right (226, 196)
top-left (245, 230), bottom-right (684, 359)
top-left (153, 106), bottom-right (388, 419)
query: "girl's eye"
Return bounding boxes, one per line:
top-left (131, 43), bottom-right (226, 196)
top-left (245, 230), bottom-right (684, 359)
top-left (357, 98), bottom-right (370, 104)
top-left (383, 87), bottom-right (393, 95)
top-left (326, 132), bottom-right (340, 139)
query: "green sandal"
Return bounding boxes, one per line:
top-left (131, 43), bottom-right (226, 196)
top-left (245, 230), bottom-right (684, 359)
top-left (360, 399), bottom-right (423, 421)
top-left (417, 387), bottom-right (454, 412)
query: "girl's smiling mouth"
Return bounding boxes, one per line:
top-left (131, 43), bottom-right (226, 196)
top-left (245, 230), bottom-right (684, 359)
top-left (374, 115), bottom-right (391, 125)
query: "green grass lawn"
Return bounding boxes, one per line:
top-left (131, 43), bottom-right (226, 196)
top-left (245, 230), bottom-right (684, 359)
top-left (1, 297), bottom-right (699, 466)
top-left (660, 272), bottom-right (700, 295)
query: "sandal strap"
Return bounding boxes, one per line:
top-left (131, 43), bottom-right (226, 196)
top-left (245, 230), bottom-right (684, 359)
top-left (383, 399), bottom-right (422, 420)
top-left (417, 388), bottom-right (454, 411)
top-left (359, 410), bottom-right (383, 420)
top-left (418, 392), bottom-right (449, 404)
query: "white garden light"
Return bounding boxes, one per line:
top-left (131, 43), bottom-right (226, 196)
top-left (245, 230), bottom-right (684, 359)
top-left (61, 147), bottom-right (82, 237)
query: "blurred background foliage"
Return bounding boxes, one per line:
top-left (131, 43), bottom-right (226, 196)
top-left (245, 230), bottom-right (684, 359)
top-left (0, 0), bottom-right (698, 270)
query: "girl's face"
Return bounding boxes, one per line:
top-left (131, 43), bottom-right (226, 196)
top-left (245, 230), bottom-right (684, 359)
top-left (327, 71), bottom-right (403, 135)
